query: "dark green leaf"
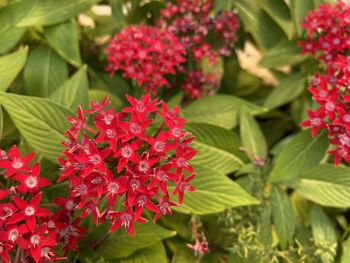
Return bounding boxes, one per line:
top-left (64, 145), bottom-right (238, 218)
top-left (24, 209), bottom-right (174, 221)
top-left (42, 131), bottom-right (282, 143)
top-left (44, 19), bottom-right (82, 67)
top-left (110, 0), bottom-right (125, 25)
top-left (24, 46), bottom-right (68, 97)
top-left (0, 47), bottom-right (28, 92)
top-left (269, 130), bottom-right (328, 183)
top-left (0, 27), bottom-right (26, 54)
top-left (290, 0), bottom-right (314, 36)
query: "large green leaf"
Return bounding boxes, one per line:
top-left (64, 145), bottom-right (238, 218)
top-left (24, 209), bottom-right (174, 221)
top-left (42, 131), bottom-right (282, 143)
top-left (24, 46), bottom-right (68, 97)
top-left (49, 66), bottom-right (89, 110)
top-left (290, 0), bottom-right (314, 36)
top-left (185, 123), bottom-right (245, 174)
top-left (271, 186), bottom-right (296, 250)
top-left (172, 165), bottom-right (259, 215)
top-left (0, 27), bottom-right (26, 54)
top-left (117, 242), bottom-right (167, 263)
top-left (264, 72), bottom-right (306, 110)
top-left (234, 0), bottom-right (287, 50)
top-left (240, 109), bottom-right (267, 163)
top-left (259, 41), bottom-right (307, 68)
top-left (296, 164), bottom-right (350, 208)
top-left (0, 92), bottom-right (72, 162)
top-left (269, 130), bottom-right (328, 183)
top-left (110, 0), bottom-right (125, 25)
top-left (44, 19), bottom-right (82, 67)
top-left (17, 0), bottom-right (98, 27)
top-left (93, 223), bottom-right (175, 259)
top-left (258, 0), bottom-right (294, 39)
top-left (0, 47), bottom-right (28, 92)
top-left (341, 236), bottom-right (350, 263)
top-left (182, 95), bottom-right (266, 129)
top-left (0, 0), bottom-right (36, 34)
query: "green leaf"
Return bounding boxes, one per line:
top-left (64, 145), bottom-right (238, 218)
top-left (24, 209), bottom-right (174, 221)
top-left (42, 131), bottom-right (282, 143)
top-left (290, 0), bottom-right (314, 36)
top-left (0, 27), bottom-right (26, 54)
top-left (17, 0), bottom-right (98, 27)
top-left (264, 72), bottom-right (306, 110)
top-left (185, 123), bottom-right (245, 174)
top-left (49, 65), bottom-right (89, 110)
top-left (234, 0), bottom-right (287, 50)
top-left (0, 92), bottom-right (72, 162)
top-left (296, 164), bottom-right (350, 208)
top-left (0, 47), bottom-right (28, 92)
top-left (341, 236), bottom-right (350, 263)
top-left (259, 41), bottom-right (307, 68)
top-left (271, 186), bottom-right (296, 249)
top-left (240, 109), bottom-right (267, 162)
top-left (0, 0), bottom-right (36, 34)
top-left (0, 106), bottom-right (3, 141)
top-left (182, 95), bottom-right (266, 129)
top-left (44, 19), bottom-right (82, 67)
top-left (118, 242), bottom-right (167, 263)
top-left (258, 0), bottom-right (294, 39)
top-left (24, 46), bottom-right (68, 97)
top-left (110, 0), bottom-right (125, 25)
top-left (172, 165), bottom-right (259, 215)
top-left (269, 130), bottom-right (328, 183)
top-left (93, 223), bottom-right (176, 259)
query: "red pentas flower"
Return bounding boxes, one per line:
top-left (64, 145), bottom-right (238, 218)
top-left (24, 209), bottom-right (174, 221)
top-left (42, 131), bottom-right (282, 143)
top-left (106, 25), bottom-right (186, 93)
top-left (57, 94), bottom-right (197, 236)
top-left (182, 70), bottom-right (219, 99)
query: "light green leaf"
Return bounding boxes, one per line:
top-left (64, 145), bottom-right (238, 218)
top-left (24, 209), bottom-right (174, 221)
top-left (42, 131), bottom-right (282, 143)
top-left (259, 41), bottom-right (307, 68)
top-left (264, 72), bottom-right (306, 110)
top-left (234, 0), bottom-right (287, 50)
top-left (110, 0), bottom-right (125, 24)
top-left (0, 92), bottom-right (72, 162)
top-left (93, 223), bottom-right (176, 259)
top-left (240, 109), bottom-right (267, 162)
top-left (186, 123), bottom-right (244, 174)
top-left (341, 236), bottom-right (350, 263)
top-left (0, 106), bottom-right (3, 141)
top-left (182, 95), bottom-right (266, 129)
top-left (0, 47), bottom-right (28, 92)
top-left (0, 0), bottom-right (36, 34)
top-left (172, 165), bottom-right (259, 215)
top-left (296, 164), bottom-right (350, 208)
top-left (17, 0), bottom-right (98, 27)
top-left (44, 19), bottom-right (82, 67)
top-left (290, 0), bottom-right (314, 36)
top-left (258, 0), bottom-right (294, 39)
top-left (118, 242), bottom-right (167, 263)
top-left (0, 27), bottom-right (26, 54)
top-left (269, 130), bottom-right (328, 183)
top-left (271, 186), bottom-right (296, 250)
top-left (50, 65), bottom-right (89, 110)
top-left (24, 46), bottom-right (68, 97)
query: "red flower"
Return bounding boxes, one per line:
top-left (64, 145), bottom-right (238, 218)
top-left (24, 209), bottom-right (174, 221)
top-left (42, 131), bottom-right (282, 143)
top-left (0, 146), bottom-right (35, 177)
top-left (109, 209), bottom-right (147, 236)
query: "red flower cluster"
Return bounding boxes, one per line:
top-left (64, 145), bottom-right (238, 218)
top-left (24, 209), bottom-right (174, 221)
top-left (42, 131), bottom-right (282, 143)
top-left (300, 1), bottom-right (350, 165)
top-left (106, 25), bottom-right (186, 93)
top-left (59, 94), bottom-right (197, 236)
top-left (159, 0), bottom-right (239, 62)
top-left (0, 147), bottom-right (59, 262)
top-left (182, 70), bottom-right (218, 99)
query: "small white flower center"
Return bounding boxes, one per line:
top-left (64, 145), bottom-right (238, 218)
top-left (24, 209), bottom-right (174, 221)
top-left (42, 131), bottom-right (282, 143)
top-left (138, 161), bottom-right (149, 173)
top-left (12, 158), bottom-right (23, 169)
top-left (26, 176), bottom-right (38, 188)
top-left (30, 234), bottom-right (40, 246)
top-left (108, 182), bottom-right (119, 194)
top-left (121, 146), bottom-right (132, 158)
top-left (25, 206), bottom-right (35, 216)
top-left (89, 154), bottom-right (102, 165)
top-left (121, 213), bottom-right (132, 227)
top-left (9, 229), bottom-right (19, 242)
top-left (154, 141), bottom-right (166, 152)
top-left (130, 123), bottom-right (141, 134)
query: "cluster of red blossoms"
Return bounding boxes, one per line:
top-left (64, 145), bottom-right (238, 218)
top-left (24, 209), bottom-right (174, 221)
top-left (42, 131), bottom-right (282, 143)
top-left (106, 0), bottom-right (239, 99)
top-left (106, 25), bottom-right (186, 93)
top-left (59, 94), bottom-right (197, 236)
top-left (0, 147), bottom-right (79, 263)
top-left (181, 70), bottom-right (218, 99)
top-left (299, 1), bottom-right (350, 165)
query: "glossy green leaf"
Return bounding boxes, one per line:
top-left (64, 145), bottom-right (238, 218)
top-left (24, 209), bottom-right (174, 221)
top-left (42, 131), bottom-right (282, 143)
top-left (0, 0), bottom-right (36, 34)
top-left (264, 73), bottom-right (306, 110)
top-left (341, 236), bottom-right (350, 263)
top-left (269, 130), bottom-right (328, 183)
top-left (0, 92), bottom-right (72, 162)
top-left (258, 0), bottom-right (294, 39)
top-left (234, 0), bottom-right (287, 49)
top-left (296, 164), bottom-right (350, 208)
top-left (17, 0), bottom-right (98, 27)
top-left (49, 65), bottom-right (89, 110)
top-left (172, 165), bottom-right (259, 215)
top-left (185, 123), bottom-right (245, 174)
top-left (24, 46), bottom-right (68, 97)
top-left (290, 0), bottom-right (314, 36)
top-left (118, 242), bottom-right (167, 263)
top-left (271, 186), bottom-right (296, 249)
top-left (182, 95), bottom-right (266, 129)
top-left (0, 27), bottom-right (26, 54)
top-left (0, 47), bottom-right (28, 92)
top-left (93, 223), bottom-right (176, 259)
top-left (44, 19), bottom-right (82, 67)
top-left (240, 109), bottom-right (267, 162)
top-left (259, 41), bottom-right (307, 68)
